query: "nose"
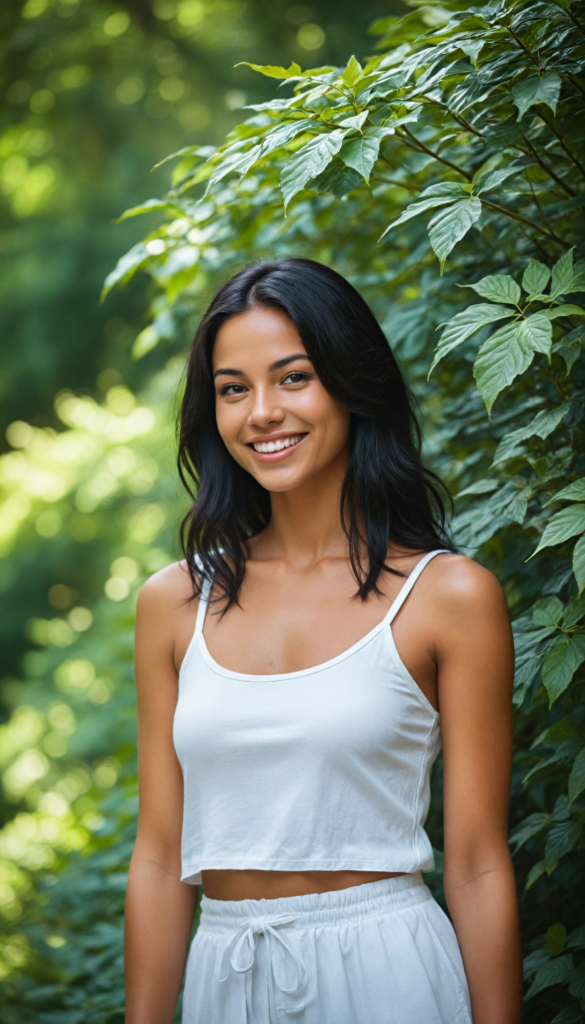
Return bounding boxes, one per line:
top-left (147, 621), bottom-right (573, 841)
top-left (247, 385), bottom-right (285, 429)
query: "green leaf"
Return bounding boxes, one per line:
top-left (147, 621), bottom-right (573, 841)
top-left (280, 129), bottom-right (346, 210)
top-left (340, 135), bottom-right (381, 181)
top-left (342, 55), bottom-right (364, 88)
top-left (152, 143), bottom-right (214, 169)
top-left (568, 747), bottom-right (585, 806)
top-left (523, 312), bottom-right (553, 355)
top-left (569, 961), bottom-right (585, 999)
top-left (568, 926), bottom-right (585, 951)
top-left (338, 110), bottom-right (368, 130)
top-left (459, 37), bottom-right (485, 65)
top-left (545, 819), bottom-right (583, 868)
top-left (523, 258), bottom-right (551, 297)
top-left (455, 479), bottom-right (499, 499)
top-left (206, 142), bottom-right (262, 189)
top-left (236, 61), bottom-right (302, 80)
top-left (465, 274), bottom-right (520, 305)
top-left (312, 157), bottom-right (362, 197)
top-left (555, 338), bottom-right (583, 374)
top-left (429, 304), bottom-right (513, 375)
top-left (428, 196), bottom-right (482, 272)
top-left (380, 182), bottom-right (468, 239)
top-left (546, 478), bottom-right (585, 506)
top-left (511, 72), bottom-right (562, 121)
top-left (474, 319), bottom-right (536, 414)
top-left (544, 304), bottom-right (585, 320)
top-left (217, 119), bottom-right (320, 183)
top-left (259, 119), bottom-right (320, 158)
top-left (525, 859), bottom-right (547, 891)
top-left (560, 592), bottom-right (585, 629)
top-left (473, 164), bottom-right (525, 194)
top-left (574, 534), bottom-right (585, 595)
top-left (114, 198), bottom-right (186, 223)
top-left (525, 954), bottom-right (574, 999)
top-left (131, 325), bottom-right (158, 360)
top-left (532, 403), bottom-right (571, 441)
top-left (101, 242), bottom-right (149, 299)
top-left (491, 404), bottom-right (571, 466)
top-left (542, 634), bottom-right (585, 705)
top-left (551, 248), bottom-right (575, 299)
top-left (533, 596), bottom-right (564, 627)
top-left (531, 504), bottom-right (585, 557)
top-left (571, 259), bottom-right (585, 291)
top-left (545, 924), bottom-right (567, 956)
top-left (509, 812), bottom-right (550, 853)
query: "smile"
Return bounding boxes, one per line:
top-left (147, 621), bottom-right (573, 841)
top-left (251, 434), bottom-right (304, 453)
top-left (246, 433), bottom-right (308, 462)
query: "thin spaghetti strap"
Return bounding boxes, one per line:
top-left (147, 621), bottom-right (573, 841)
top-left (194, 573), bottom-right (213, 638)
top-left (383, 549), bottom-right (451, 626)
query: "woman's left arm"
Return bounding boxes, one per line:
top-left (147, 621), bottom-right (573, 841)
top-left (435, 558), bottom-right (523, 1024)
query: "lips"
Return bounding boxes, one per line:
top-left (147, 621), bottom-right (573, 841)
top-left (246, 433), bottom-right (308, 463)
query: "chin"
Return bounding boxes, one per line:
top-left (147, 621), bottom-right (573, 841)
top-left (254, 470), bottom-right (305, 493)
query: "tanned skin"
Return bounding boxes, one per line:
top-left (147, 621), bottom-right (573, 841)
top-left (125, 307), bottom-right (523, 1024)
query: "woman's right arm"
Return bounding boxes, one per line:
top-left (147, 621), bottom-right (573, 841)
top-left (125, 569), bottom-right (199, 1024)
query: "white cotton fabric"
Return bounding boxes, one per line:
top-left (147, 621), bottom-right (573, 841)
top-left (173, 549), bottom-right (451, 886)
top-left (181, 872), bottom-right (474, 1024)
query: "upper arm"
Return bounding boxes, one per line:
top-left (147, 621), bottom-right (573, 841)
top-left (133, 564), bottom-right (196, 874)
top-left (432, 557), bottom-right (515, 883)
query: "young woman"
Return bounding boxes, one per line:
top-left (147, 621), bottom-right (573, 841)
top-left (125, 258), bottom-right (523, 1024)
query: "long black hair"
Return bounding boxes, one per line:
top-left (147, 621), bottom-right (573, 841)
top-left (178, 257), bottom-right (455, 610)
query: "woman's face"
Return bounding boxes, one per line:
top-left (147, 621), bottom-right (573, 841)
top-left (212, 306), bottom-right (351, 493)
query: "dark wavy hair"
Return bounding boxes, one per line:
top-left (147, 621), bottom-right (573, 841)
top-left (178, 257), bottom-right (455, 610)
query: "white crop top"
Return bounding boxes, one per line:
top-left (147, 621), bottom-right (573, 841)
top-left (172, 549), bottom-right (451, 885)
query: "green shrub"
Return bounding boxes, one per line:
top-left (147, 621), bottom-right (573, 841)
top-left (5, 0), bottom-right (585, 1019)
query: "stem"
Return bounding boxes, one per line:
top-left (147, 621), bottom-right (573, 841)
top-left (519, 134), bottom-right (575, 197)
top-left (526, 175), bottom-right (560, 238)
top-left (501, 20), bottom-right (541, 69)
top-left (480, 198), bottom-right (567, 246)
top-left (324, 81), bottom-right (359, 115)
top-left (565, 7), bottom-right (585, 35)
top-left (380, 154), bottom-right (397, 171)
top-left (563, 72), bottom-right (585, 98)
top-left (539, 110), bottom-right (585, 179)
top-left (418, 94), bottom-right (485, 139)
top-left (371, 174), bottom-right (420, 191)
top-left (398, 126), bottom-right (472, 180)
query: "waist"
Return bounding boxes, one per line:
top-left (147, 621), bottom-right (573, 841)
top-left (199, 871), bottom-right (431, 932)
top-left (201, 868), bottom-right (406, 901)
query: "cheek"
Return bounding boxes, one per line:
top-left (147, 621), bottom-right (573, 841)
top-left (309, 392), bottom-right (351, 448)
top-left (214, 401), bottom-right (244, 450)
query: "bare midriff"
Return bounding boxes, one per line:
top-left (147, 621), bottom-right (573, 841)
top-left (201, 869), bottom-right (406, 901)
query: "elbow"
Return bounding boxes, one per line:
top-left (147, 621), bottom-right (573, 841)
top-left (443, 836), bottom-right (514, 896)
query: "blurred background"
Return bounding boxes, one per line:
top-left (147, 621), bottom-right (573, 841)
top-left (0, 0), bottom-right (400, 1018)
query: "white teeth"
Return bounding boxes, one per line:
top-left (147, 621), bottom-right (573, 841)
top-left (252, 435), bottom-right (303, 454)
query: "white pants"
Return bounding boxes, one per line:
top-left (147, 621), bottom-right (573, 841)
top-left (182, 872), bottom-right (474, 1024)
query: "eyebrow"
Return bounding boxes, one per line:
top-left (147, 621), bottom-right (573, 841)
top-left (213, 353), bottom-right (312, 379)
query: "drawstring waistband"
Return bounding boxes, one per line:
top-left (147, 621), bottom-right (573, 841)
top-left (214, 913), bottom-right (307, 1023)
top-left (201, 873), bottom-right (431, 1023)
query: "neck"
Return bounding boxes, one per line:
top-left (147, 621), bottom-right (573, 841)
top-left (259, 447), bottom-right (349, 568)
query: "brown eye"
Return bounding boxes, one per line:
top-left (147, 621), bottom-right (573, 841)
top-left (283, 372), bottom-right (309, 384)
top-left (218, 383), bottom-right (247, 396)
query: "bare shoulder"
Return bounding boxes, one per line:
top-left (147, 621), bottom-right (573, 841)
top-left (137, 559), bottom-right (196, 619)
top-left (425, 552), bottom-right (509, 619)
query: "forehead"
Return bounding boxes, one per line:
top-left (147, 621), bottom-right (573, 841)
top-left (212, 306), bottom-right (306, 369)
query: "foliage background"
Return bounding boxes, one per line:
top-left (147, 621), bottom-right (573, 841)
top-left (1, 0), bottom-right (585, 1022)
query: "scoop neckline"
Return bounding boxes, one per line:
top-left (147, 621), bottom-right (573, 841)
top-left (198, 615), bottom-right (389, 682)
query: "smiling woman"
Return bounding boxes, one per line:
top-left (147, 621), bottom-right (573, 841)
top-left (178, 258), bottom-right (452, 612)
top-left (125, 258), bottom-right (522, 1024)
top-left (213, 309), bottom-right (349, 476)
